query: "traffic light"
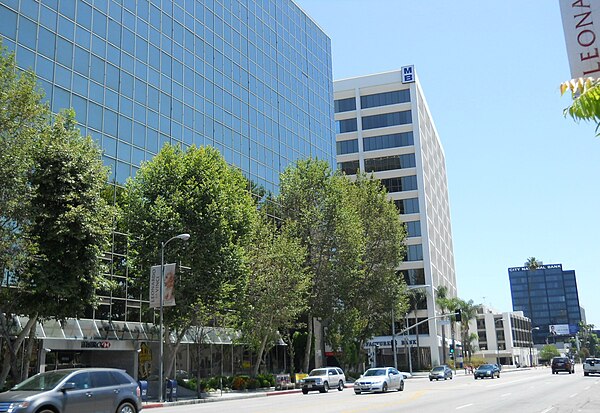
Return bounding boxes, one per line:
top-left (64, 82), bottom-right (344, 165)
top-left (449, 344), bottom-right (454, 354)
top-left (455, 309), bottom-right (462, 322)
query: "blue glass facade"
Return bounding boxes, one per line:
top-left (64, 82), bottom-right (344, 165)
top-left (508, 264), bottom-right (582, 344)
top-left (0, 0), bottom-right (334, 322)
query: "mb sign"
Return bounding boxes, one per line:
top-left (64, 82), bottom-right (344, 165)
top-left (401, 65), bottom-right (415, 83)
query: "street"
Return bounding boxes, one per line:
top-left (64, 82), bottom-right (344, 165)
top-left (148, 367), bottom-right (600, 413)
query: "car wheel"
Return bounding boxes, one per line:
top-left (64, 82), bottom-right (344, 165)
top-left (429, 378), bottom-right (433, 381)
top-left (398, 380), bottom-right (404, 391)
top-left (116, 402), bottom-right (137, 413)
top-left (354, 390), bottom-right (361, 395)
top-left (302, 389), bottom-right (308, 394)
top-left (338, 380), bottom-right (344, 391)
top-left (381, 382), bottom-right (388, 393)
top-left (37, 409), bottom-right (56, 413)
top-left (319, 382), bottom-right (329, 393)
top-left (585, 372), bottom-right (589, 376)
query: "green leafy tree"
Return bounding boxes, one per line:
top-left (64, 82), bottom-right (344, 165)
top-left (240, 215), bottom-right (310, 376)
top-left (278, 158), bottom-right (363, 371)
top-left (539, 344), bottom-right (561, 362)
top-left (456, 299), bottom-right (481, 362)
top-left (123, 144), bottom-right (258, 378)
top-left (326, 173), bottom-right (407, 372)
top-left (561, 77), bottom-right (600, 135)
top-left (435, 285), bottom-right (452, 364)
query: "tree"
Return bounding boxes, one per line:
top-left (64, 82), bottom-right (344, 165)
top-left (325, 172), bottom-right (408, 372)
top-left (240, 214), bottom-right (310, 376)
top-left (539, 344), bottom-right (560, 362)
top-left (123, 144), bottom-right (258, 378)
top-left (278, 158), bottom-right (363, 371)
top-left (560, 77), bottom-right (600, 135)
top-left (1, 110), bottom-right (113, 388)
top-left (456, 299), bottom-right (481, 362)
top-left (435, 286), bottom-right (452, 364)
top-left (525, 257), bottom-right (542, 270)
top-left (406, 287), bottom-right (427, 369)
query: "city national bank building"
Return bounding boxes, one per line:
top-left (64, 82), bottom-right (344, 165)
top-left (0, 0), bottom-right (334, 380)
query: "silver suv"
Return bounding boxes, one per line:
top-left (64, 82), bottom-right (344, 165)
top-left (0, 368), bottom-right (142, 413)
top-left (301, 367), bottom-right (345, 394)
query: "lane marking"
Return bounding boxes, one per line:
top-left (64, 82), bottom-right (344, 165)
top-left (456, 403), bottom-right (473, 410)
top-left (568, 393), bottom-right (577, 398)
top-left (584, 386), bottom-right (591, 390)
top-left (501, 393), bottom-right (511, 397)
top-left (540, 408), bottom-right (554, 413)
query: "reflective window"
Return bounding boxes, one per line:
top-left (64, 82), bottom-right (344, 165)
top-left (406, 244), bottom-right (423, 261)
top-left (405, 221), bottom-right (421, 237)
top-left (394, 198), bottom-right (419, 214)
top-left (380, 176), bottom-right (417, 193)
top-left (336, 139), bottom-right (358, 155)
top-left (334, 97), bottom-right (356, 113)
top-left (364, 153), bottom-right (416, 172)
top-left (363, 132), bottom-right (413, 151)
top-left (360, 89), bottom-right (410, 109)
top-left (337, 160), bottom-right (359, 175)
top-left (0, 6), bottom-right (16, 39)
top-left (399, 269), bottom-right (425, 285)
top-left (362, 111), bottom-right (412, 130)
top-left (336, 118), bottom-right (357, 134)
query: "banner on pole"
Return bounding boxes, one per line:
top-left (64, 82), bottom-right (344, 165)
top-left (559, 0), bottom-right (600, 79)
top-left (149, 265), bottom-right (161, 309)
top-left (162, 263), bottom-right (177, 307)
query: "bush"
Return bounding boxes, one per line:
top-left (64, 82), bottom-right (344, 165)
top-left (231, 375), bottom-right (248, 390)
top-left (246, 378), bottom-right (259, 390)
top-left (256, 374), bottom-right (274, 388)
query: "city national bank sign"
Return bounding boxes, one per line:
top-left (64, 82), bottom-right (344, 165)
top-left (560, 0), bottom-right (600, 78)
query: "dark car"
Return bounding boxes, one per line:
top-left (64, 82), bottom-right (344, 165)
top-left (551, 357), bottom-right (575, 374)
top-left (0, 368), bottom-right (142, 413)
top-left (428, 365), bottom-right (453, 381)
top-left (474, 364), bottom-right (500, 379)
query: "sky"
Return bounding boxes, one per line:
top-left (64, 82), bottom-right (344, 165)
top-left (294, 0), bottom-right (600, 327)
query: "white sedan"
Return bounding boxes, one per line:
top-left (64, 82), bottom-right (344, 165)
top-left (353, 367), bottom-right (405, 394)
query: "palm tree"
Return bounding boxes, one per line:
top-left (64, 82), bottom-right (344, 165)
top-left (525, 257), bottom-right (542, 271)
top-left (456, 299), bottom-right (481, 362)
top-left (560, 77), bottom-right (600, 135)
top-left (407, 288), bottom-right (427, 370)
top-left (435, 286), bottom-right (450, 364)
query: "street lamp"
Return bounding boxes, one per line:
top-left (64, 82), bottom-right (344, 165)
top-left (529, 326), bottom-right (540, 367)
top-left (495, 318), bottom-right (503, 367)
top-left (158, 233), bottom-right (190, 402)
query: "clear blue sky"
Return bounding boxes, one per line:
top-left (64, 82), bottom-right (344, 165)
top-left (296, 0), bottom-right (600, 327)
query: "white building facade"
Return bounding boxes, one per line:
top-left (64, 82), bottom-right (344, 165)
top-left (470, 307), bottom-right (537, 367)
top-left (334, 68), bottom-right (457, 369)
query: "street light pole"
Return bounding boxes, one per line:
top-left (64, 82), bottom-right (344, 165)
top-left (158, 233), bottom-right (190, 402)
top-left (529, 326), bottom-right (540, 367)
top-left (391, 306), bottom-right (397, 370)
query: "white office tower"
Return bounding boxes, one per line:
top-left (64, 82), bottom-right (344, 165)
top-left (334, 67), bottom-right (457, 368)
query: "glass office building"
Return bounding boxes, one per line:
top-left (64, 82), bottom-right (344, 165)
top-left (508, 264), bottom-right (582, 344)
top-left (0, 0), bottom-right (334, 322)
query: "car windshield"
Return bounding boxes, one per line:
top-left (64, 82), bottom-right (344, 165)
top-left (364, 369), bottom-right (386, 376)
top-left (309, 369), bottom-right (327, 376)
top-left (12, 370), bottom-right (71, 391)
top-left (432, 367), bottom-right (444, 372)
top-left (478, 364), bottom-right (494, 370)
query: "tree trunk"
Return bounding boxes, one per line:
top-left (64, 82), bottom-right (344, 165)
top-left (0, 314), bottom-right (37, 387)
top-left (302, 315), bottom-right (313, 373)
top-left (21, 329), bottom-right (36, 382)
top-left (253, 333), bottom-right (269, 377)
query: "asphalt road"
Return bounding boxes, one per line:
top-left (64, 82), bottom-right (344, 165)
top-left (148, 367), bottom-right (600, 413)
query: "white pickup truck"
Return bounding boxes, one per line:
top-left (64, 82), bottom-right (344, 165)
top-left (583, 357), bottom-right (600, 376)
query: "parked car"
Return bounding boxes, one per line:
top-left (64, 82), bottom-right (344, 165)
top-left (353, 367), bottom-right (404, 394)
top-left (583, 357), bottom-right (600, 376)
top-left (428, 365), bottom-right (453, 381)
top-left (474, 364), bottom-right (500, 379)
top-left (301, 367), bottom-right (345, 394)
top-left (0, 367), bottom-right (142, 413)
top-left (551, 357), bottom-right (575, 374)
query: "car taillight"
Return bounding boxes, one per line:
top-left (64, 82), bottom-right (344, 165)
top-left (136, 385), bottom-right (141, 397)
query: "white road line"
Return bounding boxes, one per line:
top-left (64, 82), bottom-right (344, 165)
top-left (568, 393), bottom-right (577, 398)
top-left (585, 386), bottom-right (591, 390)
top-left (456, 404), bottom-right (474, 410)
top-left (540, 407), bottom-right (554, 413)
top-left (501, 393), bottom-right (511, 397)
